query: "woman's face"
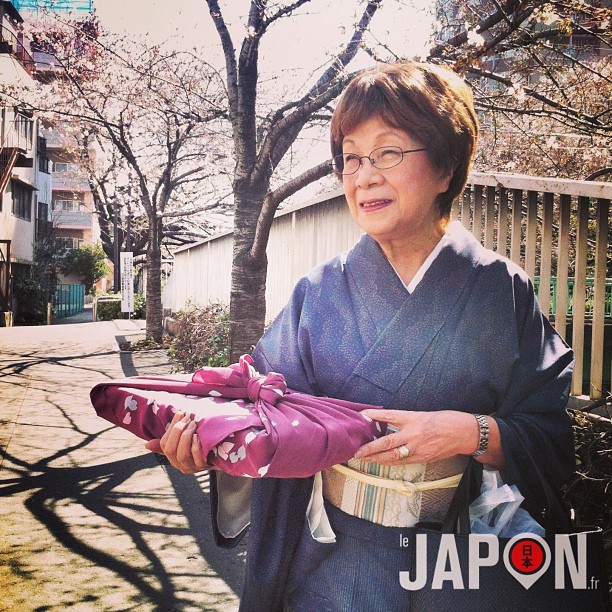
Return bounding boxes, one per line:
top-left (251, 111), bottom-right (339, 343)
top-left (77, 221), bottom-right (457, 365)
top-left (341, 116), bottom-right (451, 247)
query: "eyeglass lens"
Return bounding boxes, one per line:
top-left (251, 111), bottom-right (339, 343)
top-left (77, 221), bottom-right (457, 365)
top-left (333, 146), bottom-right (418, 175)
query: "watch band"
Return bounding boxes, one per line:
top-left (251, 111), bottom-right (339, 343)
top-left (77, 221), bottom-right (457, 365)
top-left (471, 413), bottom-right (489, 457)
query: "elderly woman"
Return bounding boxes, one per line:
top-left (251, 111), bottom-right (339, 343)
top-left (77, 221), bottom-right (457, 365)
top-left (149, 62), bottom-right (574, 611)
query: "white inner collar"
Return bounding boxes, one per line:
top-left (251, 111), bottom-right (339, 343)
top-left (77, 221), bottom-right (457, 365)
top-left (389, 233), bottom-right (449, 294)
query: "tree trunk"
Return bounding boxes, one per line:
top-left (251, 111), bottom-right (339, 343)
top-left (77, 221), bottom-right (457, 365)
top-left (229, 248), bottom-right (267, 362)
top-left (229, 185), bottom-right (267, 362)
top-left (145, 220), bottom-right (163, 343)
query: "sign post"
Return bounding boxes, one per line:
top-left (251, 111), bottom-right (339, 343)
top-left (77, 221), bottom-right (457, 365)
top-left (120, 251), bottom-right (134, 315)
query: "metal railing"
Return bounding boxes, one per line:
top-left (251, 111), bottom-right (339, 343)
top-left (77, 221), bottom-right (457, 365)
top-left (0, 240), bottom-right (11, 315)
top-left (92, 295), bottom-right (120, 322)
top-left (534, 278), bottom-right (612, 320)
top-left (13, 0), bottom-right (93, 11)
top-left (54, 283), bottom-right (84, 318)
top-left (0, 26), bottom-right (36, 77)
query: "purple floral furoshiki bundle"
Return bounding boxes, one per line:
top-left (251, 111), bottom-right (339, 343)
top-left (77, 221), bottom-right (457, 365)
top-left (90, 355), bottom-right (385, 478)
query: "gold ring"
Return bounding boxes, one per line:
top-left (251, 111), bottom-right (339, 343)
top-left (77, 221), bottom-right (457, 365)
top-left (397, 444), bottom-right (410, 459)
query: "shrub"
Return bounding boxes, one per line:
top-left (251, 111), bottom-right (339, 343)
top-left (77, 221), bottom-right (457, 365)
top-left (563, 408), bottom-right (611, 582)
top-left (168, 303), bottom-right (230, 371)
top-left (96, 299), bottom-right (121, 321)
top-left (13, 276), bottom-right (48, 325)
top-left (61, 244), bottom-right (109, 296)
top-left (96, 293), bottom-right (146, 321)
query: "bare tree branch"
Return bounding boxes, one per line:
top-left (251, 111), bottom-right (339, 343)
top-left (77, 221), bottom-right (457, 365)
top-left (250, 159), bottom-right (333, 262)
top-left (206, 0), bottom-right (240, 122)
top-left (467, 66), bottom-right (607, 131)
top-left (262, 0), bottom-right (313, 32)
top-left (252, 0), bottom-right (383, 185)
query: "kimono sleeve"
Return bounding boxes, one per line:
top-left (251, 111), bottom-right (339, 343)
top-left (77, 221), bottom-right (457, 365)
top-left (241, 279), bottom-right (322, 607)
top-left (251, 276), bottom-right (319, 394)
top-left (211, 277), bottom-right (316, 549)
top-left (495, 272), bottom-right (575, 518)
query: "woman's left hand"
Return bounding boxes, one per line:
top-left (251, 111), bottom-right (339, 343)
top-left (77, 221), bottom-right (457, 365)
top-left (354, 409), bottom-right (502, 467)
top-left (145, 411), bottom-right (209, 474)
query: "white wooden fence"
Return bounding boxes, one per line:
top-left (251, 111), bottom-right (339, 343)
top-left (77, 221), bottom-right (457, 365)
top-left (168, 172), bottom-right (612, 400)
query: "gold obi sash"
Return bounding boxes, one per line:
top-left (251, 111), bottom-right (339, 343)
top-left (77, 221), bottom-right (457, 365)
top-left (322, 455), bottom-right (469, 528)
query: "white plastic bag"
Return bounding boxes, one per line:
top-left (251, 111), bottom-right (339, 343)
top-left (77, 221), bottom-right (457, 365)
top-left (469, 468), bottom-right (544, 537)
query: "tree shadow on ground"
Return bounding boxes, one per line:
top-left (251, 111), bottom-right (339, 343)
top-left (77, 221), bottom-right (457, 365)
top-left (0, 341), bottom-right (246, 610)
top-left (1, 447), bottom-right (246, 610)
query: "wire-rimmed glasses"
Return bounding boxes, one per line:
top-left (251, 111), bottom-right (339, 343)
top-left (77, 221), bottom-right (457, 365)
top-left (332, 145), bottom-right (428, 175)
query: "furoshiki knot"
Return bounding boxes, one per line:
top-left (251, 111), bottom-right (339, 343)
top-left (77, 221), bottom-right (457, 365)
top-left (240, 355), bottom-right (287, 405)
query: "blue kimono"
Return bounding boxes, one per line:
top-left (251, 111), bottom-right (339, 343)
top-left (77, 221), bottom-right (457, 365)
top-left (214, 221), bottom-right (574, 611)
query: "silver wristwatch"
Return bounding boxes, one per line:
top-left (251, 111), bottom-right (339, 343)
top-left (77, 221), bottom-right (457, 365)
top-left (471, 413), bottom-right (489, 457)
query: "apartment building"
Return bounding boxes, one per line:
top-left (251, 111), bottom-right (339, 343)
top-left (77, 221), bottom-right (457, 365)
top-left (42, 124), bottom-right (102, 288)
top-left (0, 0), bottom-right (106, 324)
top-left (0, 0), bottom-right (52, 324)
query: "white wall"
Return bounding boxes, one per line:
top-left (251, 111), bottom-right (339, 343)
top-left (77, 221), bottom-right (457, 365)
top-left (171, 231), bottom-right (234, 312)
top-left (0, 116), bottom-right (51, 266)
top-left (171, 188), bottom-right (362, 322)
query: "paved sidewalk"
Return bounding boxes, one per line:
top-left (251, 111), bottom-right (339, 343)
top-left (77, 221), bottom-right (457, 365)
top-left (51, 303), bottom-right (96, 325)
top-left (0, 318), bottom-right (245, 611)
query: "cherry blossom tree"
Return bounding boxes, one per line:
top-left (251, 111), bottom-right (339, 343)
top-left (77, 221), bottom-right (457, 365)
top-left (473, 55), bottom-right (612, 179)
top-left (427, 0), bottom-right (612, 177)
top-left (13, 15), bottom-right (232, 341)
top-left (205, 0), bottom-right (389, 360)
top-left (203, 0), bottom-right (611, 360)
top-left (11, 2), bottom-right (611, 357)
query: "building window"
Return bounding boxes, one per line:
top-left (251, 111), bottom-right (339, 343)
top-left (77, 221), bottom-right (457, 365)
top-left (54, 199), bottom-right (84, 212)
top-left (12, 183), bottom-right (32, 221)
top-left (56, 237), bottom-right (83, 251)
top-left (36, 202), bottom-right (52, 240)
top-left (14, 112), bottom-right (34, 148)
top-left (39, 156), bottom-right (50, 173)
top-left (38, 201), bottom-right (49, 219)
top-left (38, 136), bottom-right (50, 173)
top-left (53, 162), bottom-right (79, 173)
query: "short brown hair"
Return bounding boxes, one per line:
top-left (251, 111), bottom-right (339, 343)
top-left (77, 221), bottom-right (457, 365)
top-left (330, 62), bottom-right (478, 218)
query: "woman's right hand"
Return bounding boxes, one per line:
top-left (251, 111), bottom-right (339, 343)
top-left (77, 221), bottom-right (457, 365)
top-left (145, 412), bottom-right (209, 474)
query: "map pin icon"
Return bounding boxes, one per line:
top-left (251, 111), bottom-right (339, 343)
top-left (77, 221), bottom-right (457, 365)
top-left (503, 534), bottom-right (551, 589)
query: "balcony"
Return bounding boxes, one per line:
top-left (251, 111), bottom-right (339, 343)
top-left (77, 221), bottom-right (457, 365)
top-left (52, 210), bottom-right (92, 229)
top-left (0, 113), bottom-right (34, 193)
top-left (52, 171), bottom-right (90, 191)
top-left (1, 114), bottom-right (34, 152)
top-left (43, 128), bottom-right (72, 149)
top-left (0, 25), bottom-right (35, 77)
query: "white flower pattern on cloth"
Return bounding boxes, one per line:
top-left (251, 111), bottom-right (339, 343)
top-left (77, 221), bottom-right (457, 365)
top-left (229, 446), bottom-right (246, 463)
